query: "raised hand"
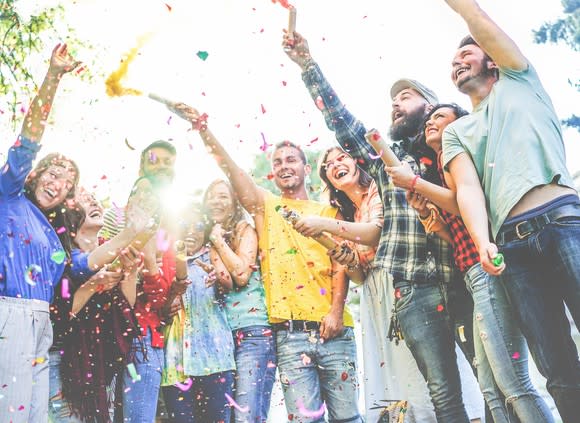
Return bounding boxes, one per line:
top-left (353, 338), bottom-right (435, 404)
top-left (49, 43), bottom-right (82, 76)
top-left (282, 31), bottom-right (312, 69)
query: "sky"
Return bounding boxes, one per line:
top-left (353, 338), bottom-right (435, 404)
top-left (2, 0), bottom-right (579, 205)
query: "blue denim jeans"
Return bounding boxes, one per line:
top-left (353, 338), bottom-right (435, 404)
top-left (162, 370), bottom-right (234, 423)
top-left (394, 281), bottom-right (469, 423)
top-left (275, 326), bottom-right (361, 423)
top-left (465, 263), bottom-right (554, 423)
top-left (497, 212), bottom-right (580, 423)
top-left (232, 325), bottom-right (276, 423)
top-left (122, 330), bottom-right (164, 422)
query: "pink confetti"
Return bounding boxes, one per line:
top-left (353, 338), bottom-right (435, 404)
top-left (225, 392), bottom-right (249, 413)
top-left (296, 399), bottom-right (326, 419)
top-left (307, 137), bottom-right (319, 145)
top-left (174, 378), bottom-right (193, 391)
top-left (61, 278), bottom-right (71, 299)
top-left (260, 104), bottom-right (266, 114)
top-left (56, 226), bottom-right (67, 234)
top-left (369, 150), bottom-right (383, 160)
top-left (512, 351), bottom-right (520, 360)
top-left (320, 288), bottom-right (327, 295)
top-left (315, 96), bottom-right (324, 110)
top-left (301, 353), bottom-right (311, 365)
top-left (259, 132), bottom-right (271, 152)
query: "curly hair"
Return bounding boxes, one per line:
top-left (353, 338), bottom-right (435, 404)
top-left (24, 152), bottom-right (80, 203)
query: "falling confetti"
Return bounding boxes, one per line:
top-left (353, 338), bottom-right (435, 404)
top-left (260, 104), bottom-right (266, 114)
top-left (174, 378), bottom-right (193, 391)
top-left (296, 399), bottom-right (326, 419)
top-left (369, 150), bottom-right (383, 160)
top-left (50, 250), bottom-right (66, 264)
top-left (286, 248), bottom-right (298, 255)
top-left (61, 278), bottom-right (71, 299)
top-left (196, 51), bottom-right (209, 61)
top-left (320, 288), bottom-right (327, 295)
top-left (25, 264), bottom-right (42, 286)
top-left (315, 96), bottom-right (324, 110)
top-left (225, 393), bottom-right (250, 413)
top-left (512, 351), bottom-right (520, 360)
top-left (436, 304), bottom-right (444, 312)
top-left (259, 132), bottom-right (271, 152)
top-left (164, 3), bottom-right (172, 11)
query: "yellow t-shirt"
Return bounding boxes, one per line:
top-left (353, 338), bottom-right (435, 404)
top-left (259, 192), bottom-right (354, 327)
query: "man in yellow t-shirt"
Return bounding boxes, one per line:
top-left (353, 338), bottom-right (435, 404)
top-left (176, 103), bottom-right (361, 422)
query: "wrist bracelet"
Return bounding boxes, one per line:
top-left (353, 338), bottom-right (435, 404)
top-left (410, 175), bottom-right (421, 192)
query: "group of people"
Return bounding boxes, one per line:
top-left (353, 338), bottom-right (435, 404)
top-left (1, 0), bottom-right (580, 422)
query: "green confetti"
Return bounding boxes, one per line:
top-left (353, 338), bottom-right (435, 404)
top-left (286, 248), bottom-right (298, 255)
top-left (492, 253), bottom-right (504, 267)
top-left (51, 250), bottom-right (67, 264)
top-left (196, 51), bottom-right (209, 61)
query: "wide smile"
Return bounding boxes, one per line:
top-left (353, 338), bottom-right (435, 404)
top-left (455, 66), bottom-right (469, 79)
top-left (333, 168), bottom-right (349, 180)
top-left (392, 111), bottom-right (404, 124)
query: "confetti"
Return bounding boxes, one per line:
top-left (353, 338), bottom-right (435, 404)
top-left (164, 3), bottom-right (172, 11)
top-left (25, 264), bottom-right (42, 286)
top-left (259, 132), bottom-right (270, 152)
top-left (436, 304), bottom-right (444, 312)
top-left (296, 399), bottom-right (325, 419)
top-left (301, 353), bottom-right (311, 365)
top-left (127, 363), bottom-right (141, 382)
top-left (341, 371), bottom-right (348, 381)
top-left (512, 351), bottom-right (520, 360)
top-left (51, 250), bottom-right (66, 264)
top-left (225, 392), bottom-right (249, 413)
top-left (174, 378), bottom-right (193, 391)
top-left (61, 278), bottom-right (71, 299)
top-left (286, 248), bottom-right (298, 255)
top-left (56, 226), bottom-right (67, 234)
top-left (196, 51), bottom-right (209, 61)
top-left (315, 96), bottom-right (324, 110)
top-left (260, 104), bottom-right (266, 114)
top-left (419, 157), bottom-right (433, 166)
top-left (319, 288), bottom-right (327, 295)
top-left (369, 150), bottom-right (383, 160)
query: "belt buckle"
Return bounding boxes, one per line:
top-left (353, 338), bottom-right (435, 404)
top-left (515, 221), bottom-right (532, 239)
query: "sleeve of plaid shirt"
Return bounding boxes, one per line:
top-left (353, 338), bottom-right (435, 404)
top-left (301, 61), bottom-right (387, 179)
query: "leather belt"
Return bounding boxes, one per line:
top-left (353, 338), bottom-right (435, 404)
top-left (496, 203), bottom-right (580, 245)
top-left (271, 320), bottom-right (321, 332)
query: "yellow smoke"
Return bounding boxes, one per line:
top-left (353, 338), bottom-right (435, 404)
top-left (105, 35), bottom-right (151, 97)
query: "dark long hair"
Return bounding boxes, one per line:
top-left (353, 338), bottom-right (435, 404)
top-left (318, 147), bottom-right (373, 222)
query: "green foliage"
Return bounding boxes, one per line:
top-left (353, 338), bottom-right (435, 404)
top-left (533, 0), bottom-right (580, 51)
top-left (249, 147), bottom-right (324, 202)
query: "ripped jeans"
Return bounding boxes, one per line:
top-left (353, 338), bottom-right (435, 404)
top-left (275, 326), bottom-right (362, 423)
top-left (465, 263), bottom-right (554, 423)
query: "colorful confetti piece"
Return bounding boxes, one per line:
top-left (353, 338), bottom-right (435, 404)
top-left (174, 378), bottom-right (193, 391)
top-left (196, 51), bottom-right (209, 61)
top-left (127, 363), bottom-right (141, 382)
top-left (61, 278), bottom-right (71, 299)
top-left (369, 150), bottom-right (383, 160)
top-left (51, 250), bottom-right (67, 264)
top-left (225, 392), bottom-right (249, 413)
top-left (25, 264), bottom-right (42, 286)
top-left (296, 399), bottom-right (325, 419)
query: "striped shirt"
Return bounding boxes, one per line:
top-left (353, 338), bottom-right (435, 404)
top-left (302, 61), bottom-right (456, 284)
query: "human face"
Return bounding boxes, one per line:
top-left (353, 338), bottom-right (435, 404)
top-left (33, 162), bottom-right (76, 211)
top-left (451, 45), bottom-right (496, 93)
top-left (390, 89), bottom-right (429, 140)
top-left (205, 182), bottom-right (235, 225)
top-left (424, 107), bottom-right (458, 153)
top-left (271, 146), bottom-right (309, 193)
top-left (141, 147), bottom-right (176, 184)
top-left (184, 218), bottom-right (206, 255)
top-left (322, 149), bottom-right (358, 191)
top-left (76, 188), bottom-right (104, 230)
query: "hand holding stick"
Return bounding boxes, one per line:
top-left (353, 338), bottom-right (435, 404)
top-left (275, 205), bottom-right (338, 250)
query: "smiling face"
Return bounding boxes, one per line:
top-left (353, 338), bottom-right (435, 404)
top-left (389, 88), bottom-right (430, 140)
top-left (76, 188), bottom-right (104, 230)
top-left (33, 161), bottom-right (77, 211)
top-left (271, 145), bottom-right (310, 193)
top-left (451, 44), bottom-right (497, 94)
top-left (204, 181), bottom-right (235, 225)
top-left (321, 148), bottom-right (358, 191)
top-left (140, 147), bottom-right (176, 185)
top-left (183, 215), bottom-right (206, 255)
top-left (424, 107), bottom-right (459, 153)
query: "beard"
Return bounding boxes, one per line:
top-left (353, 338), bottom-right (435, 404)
top-left (389, 106), bottom-right (427, 141)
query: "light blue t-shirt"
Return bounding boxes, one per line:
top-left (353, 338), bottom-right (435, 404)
top-left (225, 269), bottom-right (269, 331)
top-left (442, 64), bottom-right (575, 238)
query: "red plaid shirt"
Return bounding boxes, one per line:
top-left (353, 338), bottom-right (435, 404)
top-left (437, 152), bottom-right (480, 273)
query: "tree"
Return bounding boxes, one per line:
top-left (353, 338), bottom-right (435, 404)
top-left (533, 0), bottom-right (580, 132)
top-left (0, 0), bottom-right (84, 128)
top-left (249, 148), bottom-right (324, 202)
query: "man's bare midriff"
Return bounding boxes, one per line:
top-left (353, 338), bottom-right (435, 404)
top-left (508, 183), bottom-right (577, 218)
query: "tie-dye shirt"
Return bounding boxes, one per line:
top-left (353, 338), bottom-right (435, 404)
top-left (162, 246), bottom-right (235, 385)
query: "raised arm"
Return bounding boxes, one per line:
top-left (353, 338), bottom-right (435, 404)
top-left (283, 32), bottom-right (382, 176)
top-left (172, 104), bottom-right (265, 216)
top-left (444, 0), bottom-right (526, 70)
top-left (21, 43), bottom-right (81, 142)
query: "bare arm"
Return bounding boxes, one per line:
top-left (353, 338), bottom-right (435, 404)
top-left (294, 216), bottom-right (381, 247)
top-left (448, 153), bottom-right (504, 275)
top-left (210, 247), bottom-right (233, 292)
top-left (319, 258), bottom-right (348, 341)
top-left (173, 104), bottom-right (265, 216)
top-left (444, 0), bottom-right (526, 70)
top-left (21, 44), bottom-right (81, 142)
top-left (210, 223), bottom-right (257, 288)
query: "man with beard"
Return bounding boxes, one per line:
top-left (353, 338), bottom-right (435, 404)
top-left (283, 32), bottom-right (478, 422)
top-left (440, 0), bottom-right (580, 421)
top-left (170, 102), bottom-right (362, 423)
top-left (99, 140), bottom-right (177, 422)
